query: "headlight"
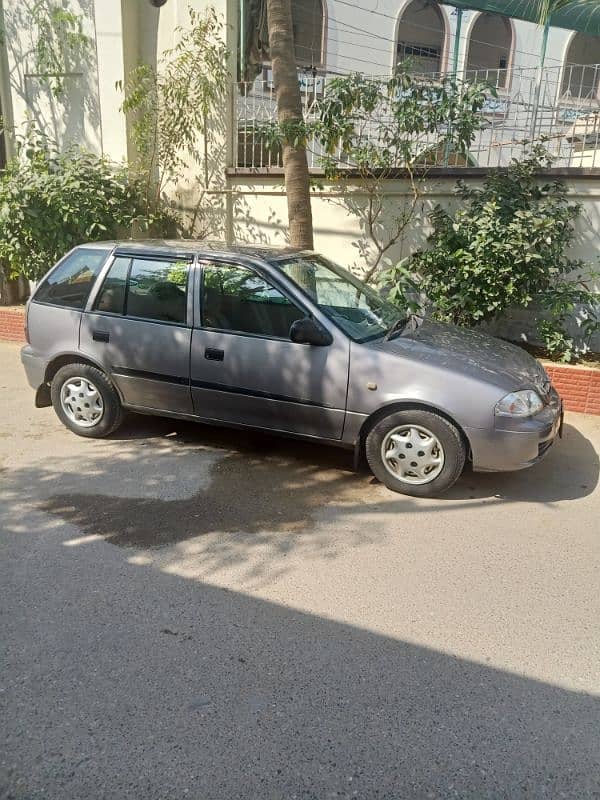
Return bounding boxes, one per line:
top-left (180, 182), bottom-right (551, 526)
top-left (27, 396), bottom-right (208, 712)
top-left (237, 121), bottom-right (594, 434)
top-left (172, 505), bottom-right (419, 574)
top-left (495, 389), bottom-right (544, 417)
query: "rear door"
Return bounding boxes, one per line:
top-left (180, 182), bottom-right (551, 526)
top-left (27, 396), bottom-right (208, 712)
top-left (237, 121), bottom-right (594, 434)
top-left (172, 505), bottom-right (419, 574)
top-left (189, 259), bottom-right (349, 439)
top-left (80, 254), bottom-right (194, 414)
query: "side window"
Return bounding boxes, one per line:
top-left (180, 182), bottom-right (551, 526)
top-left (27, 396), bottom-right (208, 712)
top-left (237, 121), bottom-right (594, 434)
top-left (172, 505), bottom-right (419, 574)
top-left (202, 263), bottom-right (305, 338)
top-left (93, 257), bottom-right (130, 314)
top-left (93, 257), bottom-right (190, 324)
top-left (34, 248), bottom-right (108, 309)
top-left (127, 259), bottom-right (189, 323)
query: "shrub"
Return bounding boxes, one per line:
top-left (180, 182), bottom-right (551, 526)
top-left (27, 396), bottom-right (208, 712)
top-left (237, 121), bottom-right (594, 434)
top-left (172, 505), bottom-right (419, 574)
top-left (382, 146), bottom-right (599, 362)
top-left (0, 132), bottom-right (174, 281)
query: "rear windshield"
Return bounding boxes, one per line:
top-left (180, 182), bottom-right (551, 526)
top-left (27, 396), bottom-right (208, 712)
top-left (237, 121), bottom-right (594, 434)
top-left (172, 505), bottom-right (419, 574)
top-left (34, 248), bottom-right (108, 309)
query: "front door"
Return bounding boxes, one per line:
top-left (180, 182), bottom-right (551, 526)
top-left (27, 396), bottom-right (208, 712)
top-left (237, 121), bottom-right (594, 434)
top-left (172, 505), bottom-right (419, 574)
top-left (190, 260), bottom-right (349, 439)
top-left (80, 254), bottom-right (194, 414)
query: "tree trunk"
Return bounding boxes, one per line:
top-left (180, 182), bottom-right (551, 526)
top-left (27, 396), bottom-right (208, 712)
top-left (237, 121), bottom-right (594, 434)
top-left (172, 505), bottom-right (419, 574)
top-left (266, 0), bottom-right (314, 250)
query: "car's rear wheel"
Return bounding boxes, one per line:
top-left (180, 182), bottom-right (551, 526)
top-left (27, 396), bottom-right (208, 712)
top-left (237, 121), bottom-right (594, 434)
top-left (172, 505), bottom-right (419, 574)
top-left (365, 409), bottom-right (466, 497)
top-left (51, 363), bottom-right (124, 438)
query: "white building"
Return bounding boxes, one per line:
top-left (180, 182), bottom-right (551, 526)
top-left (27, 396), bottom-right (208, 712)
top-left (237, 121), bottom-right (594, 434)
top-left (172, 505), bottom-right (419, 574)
top-left (0, 0), bottom-right (599, 169)
top-left (237, 0), bottom-right (600, 168)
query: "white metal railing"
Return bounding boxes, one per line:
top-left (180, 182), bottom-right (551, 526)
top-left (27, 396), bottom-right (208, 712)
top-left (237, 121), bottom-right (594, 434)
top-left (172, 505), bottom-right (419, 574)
top-left (234, 64), bottom-right (600, 170)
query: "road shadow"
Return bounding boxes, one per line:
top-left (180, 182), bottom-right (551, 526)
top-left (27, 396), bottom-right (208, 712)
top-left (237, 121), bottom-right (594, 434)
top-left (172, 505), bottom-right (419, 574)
top-left (1, 534), bottom-right (599, 799)
top-left (1, 415), bottom-right (597, 584)
top-left (448, 423), bottom-right (600, 503)
top-left (109, 414), bottom-right (599, 504)
top-left (38, 445), bottom-right (368, 549)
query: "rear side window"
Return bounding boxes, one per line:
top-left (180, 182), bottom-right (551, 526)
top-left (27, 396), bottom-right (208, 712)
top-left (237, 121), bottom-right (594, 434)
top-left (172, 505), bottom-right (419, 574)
top-left (93, 257), bottom-right (190, 324)
top-left (34, 248), bottom-right (108, 309)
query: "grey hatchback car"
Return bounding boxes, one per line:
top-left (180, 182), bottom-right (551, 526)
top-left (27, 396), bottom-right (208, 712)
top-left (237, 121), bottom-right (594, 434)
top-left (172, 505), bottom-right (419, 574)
top-left (21, 240), bottom-right (563, 497)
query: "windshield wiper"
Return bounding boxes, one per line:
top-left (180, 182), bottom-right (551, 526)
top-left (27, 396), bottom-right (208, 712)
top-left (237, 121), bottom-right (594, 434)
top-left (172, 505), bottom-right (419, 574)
top-left (384, 316), bottom-right (409, 341)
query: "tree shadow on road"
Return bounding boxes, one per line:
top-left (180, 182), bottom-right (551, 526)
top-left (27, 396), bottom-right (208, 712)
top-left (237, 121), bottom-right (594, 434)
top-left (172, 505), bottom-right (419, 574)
top-left (108, 414), bottom-right (599, 504)
top-left (1, 532), bottom-right (599, 799)
top-left (1, 414), bottom-right (597, 587)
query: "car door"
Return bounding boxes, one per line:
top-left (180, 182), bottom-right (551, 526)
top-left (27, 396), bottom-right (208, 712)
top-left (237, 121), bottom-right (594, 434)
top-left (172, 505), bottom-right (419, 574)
top-left (190, 259), bottom-right (350, 439)
top-left (80, 253), bottom-right (194, 414)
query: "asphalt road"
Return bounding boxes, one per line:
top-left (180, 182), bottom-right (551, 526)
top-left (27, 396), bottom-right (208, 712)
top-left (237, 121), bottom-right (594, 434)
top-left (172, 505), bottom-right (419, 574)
top-left (1, 340), bottom-right (599, 799)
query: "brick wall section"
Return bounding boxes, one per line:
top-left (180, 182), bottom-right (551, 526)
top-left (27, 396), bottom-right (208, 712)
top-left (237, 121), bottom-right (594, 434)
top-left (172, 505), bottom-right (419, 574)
top-left (0, 307), bottom-right (26, 343)
top-left (544, 363), bottom-right (600, 416)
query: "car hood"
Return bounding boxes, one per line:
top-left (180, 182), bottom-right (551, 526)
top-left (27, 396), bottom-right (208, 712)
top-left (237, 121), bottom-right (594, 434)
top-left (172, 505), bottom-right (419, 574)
top-left (371, 318), bottom-right (548, 392)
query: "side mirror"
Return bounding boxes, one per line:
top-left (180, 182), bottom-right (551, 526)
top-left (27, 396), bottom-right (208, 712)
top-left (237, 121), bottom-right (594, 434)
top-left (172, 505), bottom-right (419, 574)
top-left (289, 317), bottom-right (333, 346)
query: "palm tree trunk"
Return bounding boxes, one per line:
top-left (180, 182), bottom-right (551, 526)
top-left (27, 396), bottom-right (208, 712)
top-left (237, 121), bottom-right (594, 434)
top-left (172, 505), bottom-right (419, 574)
top-left (266, 0), bottom-right (314, 250)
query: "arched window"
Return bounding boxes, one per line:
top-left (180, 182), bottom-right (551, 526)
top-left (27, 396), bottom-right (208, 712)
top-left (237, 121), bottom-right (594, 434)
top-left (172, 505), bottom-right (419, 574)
top-left (292, 0), bottom-right (324, 68)
top-left (396, 0), bottom-right (446, 76)
top-left (560, 32), bottom-right (600, 102)
top-left (465, 13), bottom-right (512, 89)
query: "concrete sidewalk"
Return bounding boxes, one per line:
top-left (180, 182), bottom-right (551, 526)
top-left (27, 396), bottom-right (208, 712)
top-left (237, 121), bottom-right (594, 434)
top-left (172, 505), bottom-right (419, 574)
top-left (1, 341), bottom-right (599, 799)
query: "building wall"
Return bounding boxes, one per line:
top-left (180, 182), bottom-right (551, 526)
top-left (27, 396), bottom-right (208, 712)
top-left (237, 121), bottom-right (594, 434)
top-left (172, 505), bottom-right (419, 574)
top-left (322, 1), bottom-right (576, 79)
top-left (0, 0), bottom-right (102, 154)
top-left (0, 0), bottom-right (232, 163)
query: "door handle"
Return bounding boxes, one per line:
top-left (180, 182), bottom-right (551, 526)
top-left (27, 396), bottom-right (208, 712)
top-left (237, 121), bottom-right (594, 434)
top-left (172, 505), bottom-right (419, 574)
top-left (205, 347), bottom-right (224, 361)
top-left (92, 330), bottom-right (110, 343)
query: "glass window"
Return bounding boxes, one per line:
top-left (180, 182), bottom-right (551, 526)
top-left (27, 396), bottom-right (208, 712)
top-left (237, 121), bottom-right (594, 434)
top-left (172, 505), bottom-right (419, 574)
top-left (560, 33), bottom-right (600, 101)
top-left (202, 263), bottom-right (305, 338)
top-left (396, 0), bottom-right (445, 76)
top-left (279, 255), bottom-right (403, 342)
top-left (126, 258), bottom-right (189, 324)
top-left (93, 257), bottom-right (130, 314)
top-left (34, 248), bottom-right (108, 309)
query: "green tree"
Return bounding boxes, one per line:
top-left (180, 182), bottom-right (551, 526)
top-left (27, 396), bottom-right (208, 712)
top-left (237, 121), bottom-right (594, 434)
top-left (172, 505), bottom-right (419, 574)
top-left (383, 146), bottom-right (599, 362)
top-left (265, 0), bottom-right (314, 251)
top-left (535, 0), bottom-right (599, 25)
top-left (119, 6), bottom-right (228, 236)
top-left (306, 69), bottom-right (488, 280)
top-left (0, 131), bottom-right (170, 281)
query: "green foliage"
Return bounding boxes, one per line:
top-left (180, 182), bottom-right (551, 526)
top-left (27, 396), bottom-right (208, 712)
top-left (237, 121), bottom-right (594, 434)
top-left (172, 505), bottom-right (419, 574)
top-left (118, 6), bottom-right (228, 228)
top-left (312, 69), bottom-right (489, 177)
top-left (0, 131), bottom-right (173, 281)
top-left (382, 146), bottom-right (599, 362)
top-left (31, 1), bottom-right (92, 97)
top-left (260, 66), bottom-right (490, 280)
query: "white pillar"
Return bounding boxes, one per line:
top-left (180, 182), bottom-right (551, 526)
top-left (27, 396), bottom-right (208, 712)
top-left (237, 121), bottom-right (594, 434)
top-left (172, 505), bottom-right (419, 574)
top-left (93, 0), bottom-right (128, 161)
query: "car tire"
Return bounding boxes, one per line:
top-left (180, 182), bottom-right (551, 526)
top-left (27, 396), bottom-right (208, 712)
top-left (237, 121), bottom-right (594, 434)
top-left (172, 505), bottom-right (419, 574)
top-left (365, 409), bottom-right (466, 497)
top-left (51, 363), bottom-right (124, 439)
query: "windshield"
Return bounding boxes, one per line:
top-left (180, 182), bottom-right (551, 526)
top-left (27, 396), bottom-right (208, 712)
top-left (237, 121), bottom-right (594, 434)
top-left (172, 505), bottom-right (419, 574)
top-left (278, 255), bottom-right (403, 342)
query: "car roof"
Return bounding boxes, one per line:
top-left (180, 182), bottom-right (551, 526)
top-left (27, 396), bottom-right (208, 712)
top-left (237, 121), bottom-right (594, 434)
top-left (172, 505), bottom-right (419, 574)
top-left (88, 239), bottom-right (310, 263)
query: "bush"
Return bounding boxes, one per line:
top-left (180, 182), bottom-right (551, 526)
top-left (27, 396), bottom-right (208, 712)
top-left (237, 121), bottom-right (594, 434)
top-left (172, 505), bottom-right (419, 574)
top-left (0, 132), bottom-right (175, 281)
top-left (382, 146), bottom-right (599, 362)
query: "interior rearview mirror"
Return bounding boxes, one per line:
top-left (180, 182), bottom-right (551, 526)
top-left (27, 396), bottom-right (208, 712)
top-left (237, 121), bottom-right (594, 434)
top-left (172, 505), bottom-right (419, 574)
top-left (289, 317), bottom-right (333, 346)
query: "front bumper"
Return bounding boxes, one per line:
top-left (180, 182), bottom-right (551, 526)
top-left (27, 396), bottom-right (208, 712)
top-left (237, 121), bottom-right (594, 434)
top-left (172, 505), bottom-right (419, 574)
top-left (465, 388), bottom-right (563, 472)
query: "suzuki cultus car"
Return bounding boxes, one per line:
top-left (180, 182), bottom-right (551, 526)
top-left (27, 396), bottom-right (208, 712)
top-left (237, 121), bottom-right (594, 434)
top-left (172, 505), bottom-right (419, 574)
top-left (21, 241), bottom-right (563, 497)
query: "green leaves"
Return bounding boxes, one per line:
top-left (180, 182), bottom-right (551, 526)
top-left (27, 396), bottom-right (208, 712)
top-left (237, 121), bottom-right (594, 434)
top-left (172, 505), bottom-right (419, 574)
top-left (382, 145), bottom-right (599, 362)
top-left (118, 5), bottom-right (228, 220)
top-left (0, 131), bottom-right (174, 281)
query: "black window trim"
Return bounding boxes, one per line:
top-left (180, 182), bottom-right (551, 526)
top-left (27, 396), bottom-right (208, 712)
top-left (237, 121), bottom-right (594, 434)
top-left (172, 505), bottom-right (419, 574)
top-left (89, 253), bottom-right (193, 328)
top-left (197, 257), bottom-right (315, 342)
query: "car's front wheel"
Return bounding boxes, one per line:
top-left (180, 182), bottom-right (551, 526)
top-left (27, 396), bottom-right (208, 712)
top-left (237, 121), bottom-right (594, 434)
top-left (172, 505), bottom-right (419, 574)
top-left (51, 363), bottom-right (124, 438)
top-left (365, 409), bottom-right (466, 497)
